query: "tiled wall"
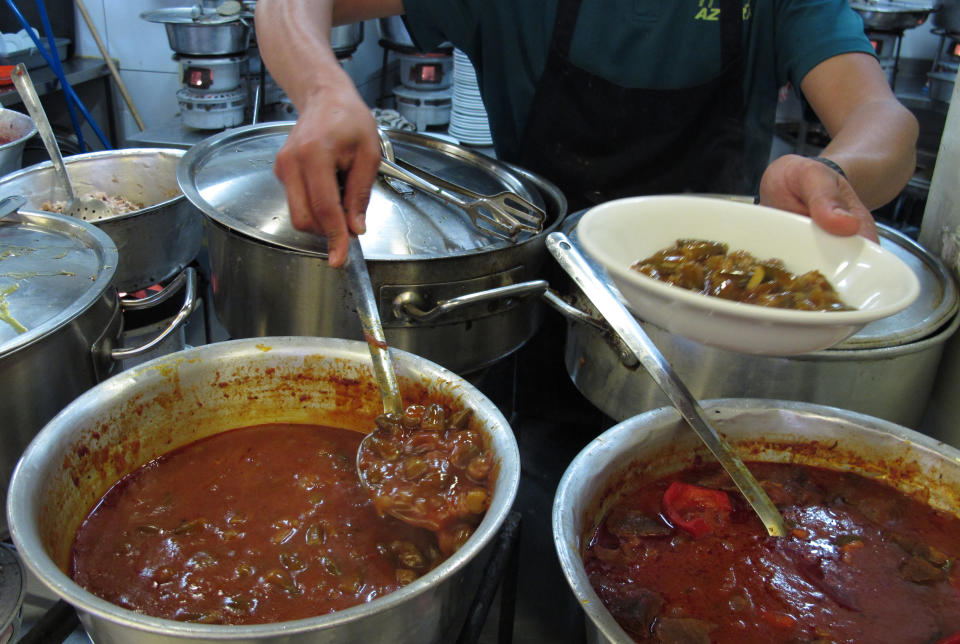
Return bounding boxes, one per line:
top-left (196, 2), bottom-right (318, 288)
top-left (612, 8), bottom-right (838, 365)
top-left (72, 1), bottom-right (386, 144)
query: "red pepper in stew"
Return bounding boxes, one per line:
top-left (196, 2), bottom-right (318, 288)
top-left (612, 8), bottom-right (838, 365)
top-left (661, 481), bottom-right (732, 538)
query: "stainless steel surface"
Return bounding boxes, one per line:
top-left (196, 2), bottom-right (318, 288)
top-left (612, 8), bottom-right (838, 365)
top-left (0, 148), bottom-right (203, 292)
top-left (0, 108), bottom-right (35, 178)
top-left (331, 23), bottom-right (364, 58)
top-left (546, 232), bottom-right (787, 538)
top-left (849, 0), bottom-right (935, 30)
top-left (345, 237), bottom-right (403, 416)
top-left (0, 195), bottom-right (24, 220)
top-left (7, 336), bottom-right (520, 643)
top-left (141, 7), bottom-right (252, 56)
top-left (9, 64), bottom-right (90, 220)
top-left (0, 544), bottom-right (24, 643)
top-left (552, 400), bottom-right (960, 644)
top-left (110, 267), bottom-right (198, 361)
top-left (182, 123), bottom-right (567, 374)
top-left (178, 122), bottom-right (547, 259)
top-left (551, 213), bottom-right (959, 427)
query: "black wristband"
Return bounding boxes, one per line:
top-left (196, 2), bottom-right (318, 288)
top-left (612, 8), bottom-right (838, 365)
top-left (810, 156), bottom-right (847, 179)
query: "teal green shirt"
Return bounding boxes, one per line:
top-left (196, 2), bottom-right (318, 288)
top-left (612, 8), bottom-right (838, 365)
top-left (402, 0), bottom-right (874, 192)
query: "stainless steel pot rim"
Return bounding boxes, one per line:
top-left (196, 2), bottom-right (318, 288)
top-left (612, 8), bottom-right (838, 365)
top-left (850, 0), bottom-right (935, 12)
top-left (0, 148), bottom-right (188, 222)
top-left (140, 7), bottom-right (250, 25)
top-left (0, 109), bottom-right (36, 151)
top-left (0, 210), bottom-right (118, 356)
top-left (7, 336), bottom-right (521, 638)
top-left (551, 398), bottom-right (960, 643)
top-left (178, 122), bottom-right (555, 261)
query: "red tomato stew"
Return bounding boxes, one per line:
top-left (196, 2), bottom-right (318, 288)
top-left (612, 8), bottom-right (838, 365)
top-left (583, 462), bottom-right (960, 643)
top-left (70, 420), bottom-right (494, 625)
top-left (631, 239), bottom-right (852, 311)
top-left (357, 404), bottom-right (495, 555)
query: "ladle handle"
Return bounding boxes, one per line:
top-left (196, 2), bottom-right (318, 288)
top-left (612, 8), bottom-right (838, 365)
top-left (10, 64), bottom-right (75, 202)
top-left (344, 236), bottom-right (404, 416)
top-left (546, 232), bottom-right (788, 538)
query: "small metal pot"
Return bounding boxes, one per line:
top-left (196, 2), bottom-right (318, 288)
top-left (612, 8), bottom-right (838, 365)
top-left (179, 123), bottom-right (566, 375)
top-left (553, 399), bottom-right (960, 644)
top-left (0, 210), bottom-right (196, 536)
top-left (850, 0), bottom-right (935, 31)
top-left (0, 108), bottom-right (35, 178)
top-left (331, 23), bottom-right (364, 59)
top-left (141, 7), bottom-right (252, 56)
top-left (547, 212), bottom-right (959, 428)
top-left (7, 336), bottom-right (520, 643)
top-left (0, 148), bottom-right (204, 293)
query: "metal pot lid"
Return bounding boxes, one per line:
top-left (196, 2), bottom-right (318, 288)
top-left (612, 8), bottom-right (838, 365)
top-left (0, 544), bottom-right (24, 635)
top-left (561, 209), bottom-right (957, 350)
top-left (140, 7), bottom-right (249, 25)
top-left (177, 122), bottom-right (551, 260)
top-left (849, 0), bottom-right (935, 13)
top-left (0, 210), bottom-right (118, 356)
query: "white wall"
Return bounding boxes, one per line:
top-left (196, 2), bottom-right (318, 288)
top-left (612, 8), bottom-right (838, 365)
top-left (72, 2), bottom-right (388, 143)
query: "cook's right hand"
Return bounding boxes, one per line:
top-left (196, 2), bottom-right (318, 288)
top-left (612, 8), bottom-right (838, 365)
top-left (272, 85), bottom-right (381, 267)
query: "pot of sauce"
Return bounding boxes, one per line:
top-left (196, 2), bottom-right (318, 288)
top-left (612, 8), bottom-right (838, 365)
top-left (178, 123), bottom-right (566, 375)
top-left (0, 210), bottom-right (196, 536)
top-left (0, 148), bottom-right (203, 293)
top-left (545, 209), bottom-right (958, 428)
top-left (553, 399), bottom-right (960, 643)
top-left (7, 336), bottom-right (520, 643)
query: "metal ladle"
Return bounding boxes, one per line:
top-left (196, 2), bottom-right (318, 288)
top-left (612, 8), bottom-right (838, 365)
top-left (10, 64), bottom-right (111, 221)
top-left (546, 232), bottom-right (788, 538)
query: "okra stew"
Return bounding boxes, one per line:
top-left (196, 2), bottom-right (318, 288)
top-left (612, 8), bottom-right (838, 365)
top-left (70, 405), bottom-right (496, 625)
top-left (631, 239), bottom-right (852, 311)
top-left (583, 461), bottom-right (960, 644)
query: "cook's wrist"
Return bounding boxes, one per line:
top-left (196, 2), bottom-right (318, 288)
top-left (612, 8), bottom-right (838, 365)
top-left (809, 156), bottom-right (847, 179)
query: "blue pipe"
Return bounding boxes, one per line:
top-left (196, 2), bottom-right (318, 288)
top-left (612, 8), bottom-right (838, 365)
top-left (33, 0), bottom-right (85, 151)
top-left (3, 0), bottom-right (113, 149)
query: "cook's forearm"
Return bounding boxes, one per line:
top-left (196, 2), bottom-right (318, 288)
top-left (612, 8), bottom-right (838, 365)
top-left (819, 99), bottom-right (919, 210)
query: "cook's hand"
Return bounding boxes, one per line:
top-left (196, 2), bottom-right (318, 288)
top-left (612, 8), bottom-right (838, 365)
top-left (757, 154), bottom-right (879, 243)
top-left (272, 86), bottom-right (381, 267)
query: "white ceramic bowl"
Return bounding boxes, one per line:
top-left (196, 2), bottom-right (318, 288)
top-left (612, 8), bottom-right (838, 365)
top-left (576, 195), bottom-right (920, 355)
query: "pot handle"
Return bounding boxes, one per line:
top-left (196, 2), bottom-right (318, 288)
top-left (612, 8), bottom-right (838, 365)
top-left (392, 279), bottom-right (549, 323)
top-left (110, 267), bottom-right (198, 360)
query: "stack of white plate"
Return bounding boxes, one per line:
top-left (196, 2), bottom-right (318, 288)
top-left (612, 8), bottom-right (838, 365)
top-left (448, 49), bottom-right (493, 146)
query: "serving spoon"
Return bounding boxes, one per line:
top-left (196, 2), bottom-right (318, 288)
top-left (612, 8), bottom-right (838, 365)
top-left (546, 232), bottom-right (788, 538)
top-left (10, 64), bottom-right (111, 221)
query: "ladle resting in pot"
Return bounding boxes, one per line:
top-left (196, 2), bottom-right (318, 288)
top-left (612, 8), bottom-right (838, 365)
top-left (344, 237), bottom-right (494, 553)
top-left (546, 232), bottom-right (788, 538)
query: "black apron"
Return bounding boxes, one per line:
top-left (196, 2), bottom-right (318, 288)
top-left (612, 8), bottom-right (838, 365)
top-left (517, 0), bottom-right (749, 211)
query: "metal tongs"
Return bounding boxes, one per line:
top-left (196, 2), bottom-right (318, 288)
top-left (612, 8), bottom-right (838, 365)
top-left (376, 129), bottom-right (546, 241)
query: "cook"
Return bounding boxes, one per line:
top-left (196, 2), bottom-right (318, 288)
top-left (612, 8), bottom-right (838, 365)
top-left (253, 0), bottom-right (918, 267)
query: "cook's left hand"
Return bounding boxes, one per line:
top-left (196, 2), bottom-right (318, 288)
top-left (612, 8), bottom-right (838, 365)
top-left (757, 154), bottom-right (879, 243)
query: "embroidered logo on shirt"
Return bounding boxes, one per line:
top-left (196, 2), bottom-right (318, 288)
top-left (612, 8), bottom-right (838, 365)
top-left (694, 0), bottom-right (752, 21)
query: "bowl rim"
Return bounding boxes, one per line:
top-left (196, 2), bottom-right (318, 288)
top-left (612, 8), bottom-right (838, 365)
top-left (577, 195), bottom-right (921, 326)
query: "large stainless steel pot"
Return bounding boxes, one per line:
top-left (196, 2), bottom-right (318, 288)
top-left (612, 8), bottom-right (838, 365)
top-left (849, 0), bottom-right (935, 31)
top-left (141, 7), bottom-right (252, 56)
top-left (179, 123), bottom-right (567, 375)
top-left (547, 211), bottom-right (959, 428)
top-left (553, 399), bottom-right (960, 644)
top-left (0, 108), bottom-right (35, 178)
top-left (0, 148), bottom-right (204, 293)
top-left (0, 210), bottom-right (196, 536)
top-left (7, 336), bottom-right (521, 643)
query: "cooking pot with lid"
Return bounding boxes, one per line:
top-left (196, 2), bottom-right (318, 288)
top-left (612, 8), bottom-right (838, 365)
top-left (0, 148), bottom-right (203, 293)
top-left (849, 0), bottom-right (935, 31)
top-left (553, 399), bottom-right (960, 644)
top-left (178, 123), bottom-right (567, 375)
top-left (141, 6), bottom-right (252, 56)
top-left (7, 336), bottom-right (520, 643)
top-left (0, 209), bottom-right (196, 536)
top-left (545, 209), bottom-right (958, 428)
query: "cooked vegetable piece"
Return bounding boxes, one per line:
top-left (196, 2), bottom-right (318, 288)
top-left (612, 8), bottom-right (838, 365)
top-left (661, 481), bottom-right (732, 538)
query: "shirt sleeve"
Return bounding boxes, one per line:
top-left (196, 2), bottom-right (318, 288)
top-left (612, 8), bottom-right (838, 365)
top-left (401, 0), bottom-right (482, 54)
top-left (774, 0), bottom-right (876, 87)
